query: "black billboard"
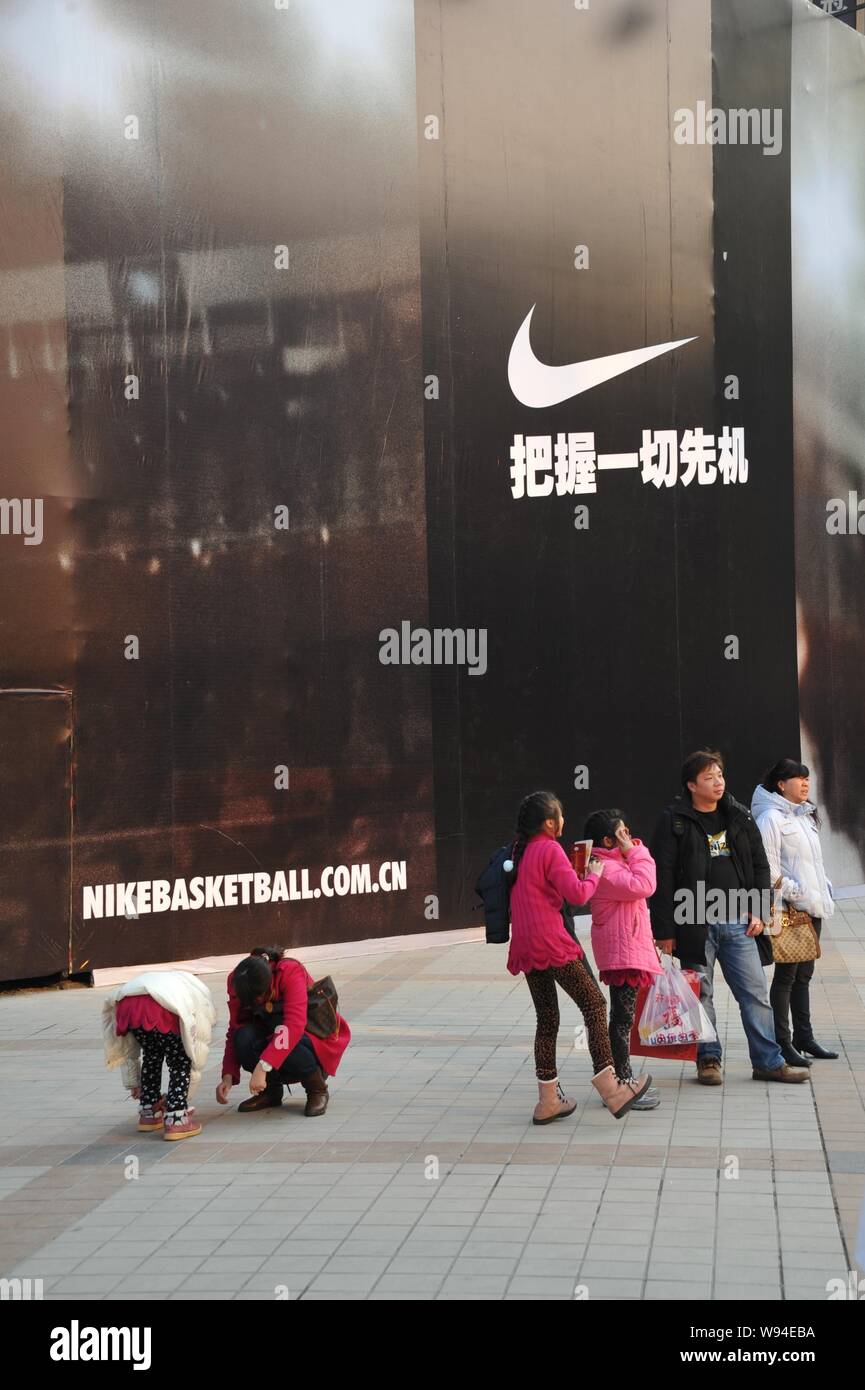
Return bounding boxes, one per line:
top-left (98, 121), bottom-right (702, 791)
top-left (0, 0), bottom-right (859, 980)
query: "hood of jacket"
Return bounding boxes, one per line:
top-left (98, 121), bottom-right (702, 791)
top-left (751, 784), bottom-right (817, 822)
top-left (103, 970), bottom-right (216, 1098)
top-left (590, 839), bottom-right (645, 861)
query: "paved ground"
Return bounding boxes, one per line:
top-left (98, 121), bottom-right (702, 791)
top-left (1, 901), bottom-right (864, 1301)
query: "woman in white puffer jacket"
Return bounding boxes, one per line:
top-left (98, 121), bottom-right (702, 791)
top-left (751, 759), bottom-right (839, 1066)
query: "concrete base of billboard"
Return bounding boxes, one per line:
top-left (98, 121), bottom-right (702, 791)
top-left (92, 887), bottom-right (865, 986)
top-left (93, 925), bottom-right (487, 988)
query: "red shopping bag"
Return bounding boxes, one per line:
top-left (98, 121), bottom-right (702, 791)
top-left (629, 969), bottom-right (703, 1061)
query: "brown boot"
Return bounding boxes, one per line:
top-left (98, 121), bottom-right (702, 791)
top-left (301, 1067), bottom-right (329, 1117)
top-left (591, 1065), bottom-right (652, 1119)
top-left (696, 1057), bottom-right (724, 1086)
top-left (532, 1078), bottom-right (577, 1125)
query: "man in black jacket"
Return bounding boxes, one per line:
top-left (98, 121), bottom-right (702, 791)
top-left (649, 750), bottom-right (810, 1087)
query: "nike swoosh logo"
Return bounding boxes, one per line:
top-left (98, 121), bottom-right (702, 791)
top-left (508, 304), bottom-right (697, 408)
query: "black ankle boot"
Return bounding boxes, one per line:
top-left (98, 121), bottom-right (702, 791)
top-left (781, 1044), bottom-right (811, 1068)
top-left (793, 1037), bottom-right (839, 1060)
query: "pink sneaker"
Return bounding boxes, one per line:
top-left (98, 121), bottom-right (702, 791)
top-left (163, 1108), bottom-right (202, 1142)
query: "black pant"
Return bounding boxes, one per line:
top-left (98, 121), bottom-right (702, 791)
top-left (131, 1028), bottom-right (191, 1110)
top-left (770, 918), bottom-right (821, 1048)
top-left (234, 1023), bottom-right (319, 1084)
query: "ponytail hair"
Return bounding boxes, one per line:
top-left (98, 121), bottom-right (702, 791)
top-left (509, 791), bottom-right (563, 882)
top-left (233, 946), bottom-right (286, 1007)
top-left (584, 808), bottom-right (627, 847)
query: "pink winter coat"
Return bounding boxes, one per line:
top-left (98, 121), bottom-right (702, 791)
top-left (508, 833), bottom-right (600, 975)
top-left (589, 842), bottom-right (662, 979)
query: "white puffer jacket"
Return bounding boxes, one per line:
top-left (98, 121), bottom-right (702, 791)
top-left (751, 785), bottom-right (834, 920)
top-left (102, 970), bottom-right (216, 1099)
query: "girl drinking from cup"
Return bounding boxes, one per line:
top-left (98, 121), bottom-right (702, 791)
top-left (584, 808), bottom-right (662, 1111)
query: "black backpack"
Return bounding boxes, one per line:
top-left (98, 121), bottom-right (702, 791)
top-left (474, 842), bottom-right (583, 946)
top-left (474, 844), bottom-right (514, 944)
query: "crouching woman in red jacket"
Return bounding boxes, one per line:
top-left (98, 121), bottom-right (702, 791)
top-left (216, 947), bottom-right (350, 1117)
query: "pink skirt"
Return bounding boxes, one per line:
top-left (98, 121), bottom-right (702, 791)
top-left (508, 938), bottom-right (585, 976)
top-left (115, 995), bottom-right (180, 1035)
top-left (601, 968), bottom-right (657, 989)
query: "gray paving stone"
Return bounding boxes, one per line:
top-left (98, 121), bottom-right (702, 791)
top-left (575, 1277), bottom-right (643, 1298)
top-left (644, 1279), bottom-right (711, 1300)
top-left (4, 926), bottom-right (864, 1303)
top-left (506, 1277), bottom-right (579, 1297)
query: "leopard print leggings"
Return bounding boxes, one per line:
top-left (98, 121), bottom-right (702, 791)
top-left (525, 958), bottom-right (614, 1080)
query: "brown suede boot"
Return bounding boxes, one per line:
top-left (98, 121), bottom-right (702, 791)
top-left (591, 1065), bottom-right (652, 1119)
top-left (301, 1067), bottom-right (329, 1117)
top-left (533, 1078), bottom-right (577, 1125)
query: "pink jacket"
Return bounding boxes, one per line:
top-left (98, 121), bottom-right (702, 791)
top-left (508, 833), bottom-right (600, 975)
top-left (589, 842), bottom-right (662, 977)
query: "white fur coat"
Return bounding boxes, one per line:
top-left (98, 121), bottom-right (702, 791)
top-left (102, 970), bottom-right (216, 1099)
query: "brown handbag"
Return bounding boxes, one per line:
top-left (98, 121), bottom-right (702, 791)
top-left (306, 976), bottom-right (340, 1038)
top-left (768, 878), bottom-right (821, 965)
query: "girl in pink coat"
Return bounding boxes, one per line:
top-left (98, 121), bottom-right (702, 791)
top-left (507, 791), bottom-right (652, 1125)
top-left (585, 808), bottom-right (663, 1111)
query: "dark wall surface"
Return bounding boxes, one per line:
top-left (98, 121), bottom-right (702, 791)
top-left (792, 0), bottom-right (865, 888)
top-left (0, 0), bottom-right (856, 981)
top-left (418, 0), bottom-right (801, 924)
top-left (1, 0), bottom-right (434, 976)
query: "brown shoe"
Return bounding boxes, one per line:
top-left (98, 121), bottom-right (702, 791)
top-left (697, 1057), bottom-right (724, 1085)
top-left (301, 1067), bottom-right (329, 1117)
top-left (752, 1064), bottom-right (810, 1084)
top-left (238, 1083), bottom-right (284, 1112)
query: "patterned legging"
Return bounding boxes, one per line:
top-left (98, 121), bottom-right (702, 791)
top-left (525, 959), bottom-right (614, 1081)
top-left (608, 984), bottom-right (638, 1081)
top-left (132, 1028), bottom-right (191, 1111)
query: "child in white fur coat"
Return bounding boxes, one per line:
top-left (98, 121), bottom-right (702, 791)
top-left (102, 970), bottom-right (216, 1141)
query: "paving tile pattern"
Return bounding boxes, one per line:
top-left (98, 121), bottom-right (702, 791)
top-left (1, 900), bottom-right (864, 1300)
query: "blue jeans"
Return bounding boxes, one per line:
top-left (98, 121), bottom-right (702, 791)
top-left (696, 922), bottom-right (784, 1072)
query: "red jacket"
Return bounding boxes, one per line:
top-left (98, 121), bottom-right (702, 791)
top-left (221, 958), bottom-right (351, 1083)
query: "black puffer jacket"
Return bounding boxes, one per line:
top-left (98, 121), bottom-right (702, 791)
top-left (648, 792), bottom-right (772, 968)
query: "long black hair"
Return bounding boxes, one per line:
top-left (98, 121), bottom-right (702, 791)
top-left (232, 945), bottom-right (286, 1008)
top-left (761, 759), bottom-right (820, 827)
top-left (509, 791), bottom-right (563, 881)
top-left (584, 808), bottom-right (627, 847)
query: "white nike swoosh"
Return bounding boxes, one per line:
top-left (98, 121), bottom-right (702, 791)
top-left (508, 304), bottom-right (697, 408)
